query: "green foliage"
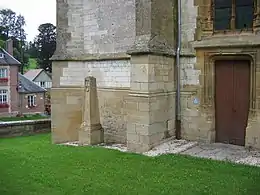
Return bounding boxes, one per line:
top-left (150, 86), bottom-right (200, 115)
top-left (34, 23), bottom-right (56, 72)
top-left (26, 41), bottom-right (38, 58)
top-left (0, 39), bottom-right (4, 48)
top-left (0, 134), bottom-right (260, 195)
top-left (0, 9), bottom-right (26, 40)
top-left (0, 8), bottom-right (30, 73)
top-left (0, 8), bottom-right (56, 72)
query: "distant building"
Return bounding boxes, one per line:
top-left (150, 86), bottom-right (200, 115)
top-left (24, 69), bottom-right (52, 90)
top-left (17, 73), bottom-right (46, 114)
top-left (0, 39), bottom-right (46, 116)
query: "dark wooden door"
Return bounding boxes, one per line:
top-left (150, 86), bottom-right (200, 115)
top-left (215, 60), bottom-right (250, 146)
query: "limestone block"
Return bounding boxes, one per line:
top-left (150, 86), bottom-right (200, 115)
top-left (51, 88), bottom-right (84, 144)
top-left (58, 60), bottom-right (131, 88)
top-left (127, 142), bottom-right (151, 153)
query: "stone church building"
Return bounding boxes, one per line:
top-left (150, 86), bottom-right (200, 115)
top-left (51, 0), bottom-right (260, 152)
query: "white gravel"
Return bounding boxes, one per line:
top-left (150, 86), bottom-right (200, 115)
top-left (143, 140), bottom-right (198, 157)
top-left (59, 139), bottom-right (260, 167)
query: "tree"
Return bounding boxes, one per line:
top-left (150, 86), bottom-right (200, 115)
top-left (0, 9), bottom-right (16, 37)
top-left (26, 41), bottom-right (38, 58)
top-left (13, 14), bottom-right (26, 40)
top-left (0, 8), bottom-right (28, 73)
top-left (0, 9), bottom-right (26, 40)
top-left (35, 23), bottom-right (56, 72)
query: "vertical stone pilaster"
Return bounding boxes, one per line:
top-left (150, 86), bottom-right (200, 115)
top-left (79, 76), bottom-right (104, 145)
top-left (128, 0), bottom-right (176, 55)
top-left (254, 0), bottom-right (260, 33)
top-left (126, 0), bottom-right (176, 153)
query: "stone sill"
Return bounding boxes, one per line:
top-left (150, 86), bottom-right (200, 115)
top-left (193, 35), bottom-right (260, 49)
top-left (0, 118), bottom-right (51, 127)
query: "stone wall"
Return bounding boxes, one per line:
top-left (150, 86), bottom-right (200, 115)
top-left (51, 58), bottom-right (130, 144)
top-left (52, 0), bottom-right (260, 152)
top-left (180, 0), bottom-right (199, 86)
top-left (98, 88), bottom-right (128, 143)
top-left (181, 0), bottom-right (197, 55)
top-left (187, 0), bottom-right (260, 149)
top-left (0, 119), bottom-right (51, 138)
top-left (83, 0), bottom-right (135, 54)
top-left (54, 0), bottom-right (135, 59)
top-left (52, 0), bottom-right (136, 144)
top-left (126, 55), bottom-right (175, 152)
top-left (59, 60), bottom-right (130, 88)
top-left (178, 0), bottom-right (203, 141)
top-left (52, 0), bottom-right (200, 149)
top-left (51, 87), bottom-right (128, 144)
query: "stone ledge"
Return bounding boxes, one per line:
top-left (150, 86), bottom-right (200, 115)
top-left (128, 89), bottom-right (197, 97)
top-left (127, 35), bottom-right (176, 57)
top-left (193, 34), bottom-right (260, 49)
top-left (127, 48), bottom-right (176, 57)
top-left (51, 87), bottom-right (130, 91)
top-left (51, 50), bottom-right (194, 61)
top-left (51, 52), bottom-right (130, 61)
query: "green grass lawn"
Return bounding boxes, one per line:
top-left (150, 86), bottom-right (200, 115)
top-left (0, 134), bottom-right (260, 195)
top-left (0, 114), bottom-right (48, 122)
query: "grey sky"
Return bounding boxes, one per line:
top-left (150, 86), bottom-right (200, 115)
top-left (0, 0), bottom-right (56, 41)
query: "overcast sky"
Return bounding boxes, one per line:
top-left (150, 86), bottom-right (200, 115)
top-left (0, 0), bottom-right (56, 41)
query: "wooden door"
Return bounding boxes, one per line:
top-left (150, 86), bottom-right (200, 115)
top-left (215, 60), bottom-right (250, 146)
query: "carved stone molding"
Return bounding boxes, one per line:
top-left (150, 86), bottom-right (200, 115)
top-left (202, 50), bottom-right (257, 112)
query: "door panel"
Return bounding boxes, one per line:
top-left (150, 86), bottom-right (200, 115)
top-left (215, 60), bottom-right (250, 146)
top-left (232, 60), bottom-right (250, 146)
top-left (215, 60), bottom-right (234, 144)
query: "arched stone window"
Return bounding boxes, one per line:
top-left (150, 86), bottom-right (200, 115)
top-left (213, 0), bottom-right (254, 31)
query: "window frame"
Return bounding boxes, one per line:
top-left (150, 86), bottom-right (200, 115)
top-left (27, 95), bottom-right (36, 107)
top-left (213, 0), bottom-right (255, 33)
top-left (40, 81), bottom-right (45, 88)
top-left (0, 90), bottom-right (8, 104)
top-left (0, 68), bottom-right (8, 78)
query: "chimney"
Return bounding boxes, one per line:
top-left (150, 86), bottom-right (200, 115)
top-left (5, 39), bottom-right (13, 56)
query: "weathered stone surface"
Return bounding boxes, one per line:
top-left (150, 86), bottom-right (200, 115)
top-left (59, 60), bottom-right (130, 88)
top-left (53, 0), bottom-right (135, 60)
top-left (128, 0), bottom-right (175, 56)
top-left (181, 0), bottom-right (197, 55)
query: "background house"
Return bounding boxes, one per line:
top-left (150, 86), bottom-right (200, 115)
top-left (24, 69), bottom-right (52, 90)
top-left (0, 39), bottom-right (46, 116)
top-left (17, 73), bottom-right (46, 114)
top-left (0, 42), bottom-right (20, 116)
top-left (23, 69), bottom-right (51, 115)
